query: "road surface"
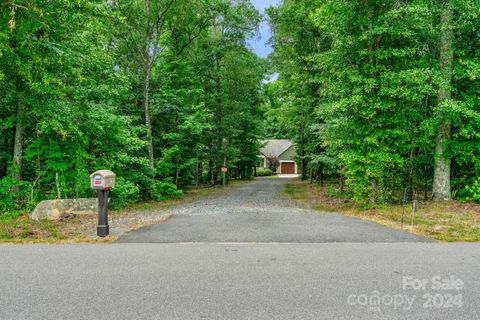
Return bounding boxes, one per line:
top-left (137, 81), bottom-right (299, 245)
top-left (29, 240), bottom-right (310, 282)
top-left (1, 177), bottom-right (478, 320)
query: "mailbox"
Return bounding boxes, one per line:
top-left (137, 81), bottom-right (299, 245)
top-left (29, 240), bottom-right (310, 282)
top-left (90, 169), bottom-right (116, 237)
top-left (90, 170), bottom-right (116, 190)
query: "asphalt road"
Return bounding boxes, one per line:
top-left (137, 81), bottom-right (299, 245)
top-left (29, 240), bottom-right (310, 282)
top-left (0, 243), bottom-right (478, 320)
top-left (118, 177), bottom-right (430, 243)
top-left (1, 178), bottom-right (479, 320)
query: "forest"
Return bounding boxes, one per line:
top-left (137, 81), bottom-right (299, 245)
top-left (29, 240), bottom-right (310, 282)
top-left (1, 0), bottom-right (480, 218)
top-left (1, 0), bottom-right (266, 213)
top-left (265, 0), bottom-right (480, 205)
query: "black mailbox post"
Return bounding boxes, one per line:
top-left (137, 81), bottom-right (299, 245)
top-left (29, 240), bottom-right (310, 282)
top-left (90, 170), bottom-right (116, 237)
top-left (96, 189), bottom-right (110, 237)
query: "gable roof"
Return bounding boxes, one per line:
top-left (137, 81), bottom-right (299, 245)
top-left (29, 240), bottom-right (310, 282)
top-left (260, 139), bottom-right (294, 158)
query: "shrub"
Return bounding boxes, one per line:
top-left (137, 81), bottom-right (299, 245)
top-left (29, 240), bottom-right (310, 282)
top-left (152, 180), bottom-right (183, 201)
top-left (460, 178), bottom-right (480, 203)
top-left (110, 177), bottom-right (140, 208)
top-left (256, 168), bottom-right (273, 177)
top-left (0, 176), bottom-right (31, 213)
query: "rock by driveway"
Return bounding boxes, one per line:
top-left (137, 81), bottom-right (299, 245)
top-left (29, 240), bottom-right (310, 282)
top-left (118, 178), bottom-right (430, 243)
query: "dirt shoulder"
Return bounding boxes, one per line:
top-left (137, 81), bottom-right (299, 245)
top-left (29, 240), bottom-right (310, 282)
top-left (0, 181), bottom-right (248, 244)
top-left (285, 179), bottom-right (480, 242)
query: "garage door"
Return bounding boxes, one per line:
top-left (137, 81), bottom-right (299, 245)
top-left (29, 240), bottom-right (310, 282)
top-left (281, 162), bottom-right (295, 174)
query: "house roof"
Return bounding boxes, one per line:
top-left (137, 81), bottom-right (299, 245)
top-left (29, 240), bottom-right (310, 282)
top-left (260, 139), bottom-right (294, 158)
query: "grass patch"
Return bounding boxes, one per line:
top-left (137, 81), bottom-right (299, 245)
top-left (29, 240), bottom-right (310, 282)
top-left (285, 183), bottom-right (306, 200)
top-left (0, 215), bottom-right (67, 243)
top-left (285, 179), bottom-right (480, 242)
top-left (0, 210), bottom-right (26, 222)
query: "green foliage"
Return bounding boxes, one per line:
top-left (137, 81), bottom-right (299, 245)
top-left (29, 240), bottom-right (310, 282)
top-left (326, 185), bottom-right (351, 200)
top-left (0, 0), bottom-right (265, 213)
top-left (152, 180), bottom-right (183, 201)
top-left (0, 176), bottom-right (32, 212)
top-left (266, 0), bottom-right (480, 204)
top-left (110, 178), bottom-right (140, 209)
top-left (256, 168), bottom-right (273, 177)
top-left (459, 178), bottom-right (480, 203)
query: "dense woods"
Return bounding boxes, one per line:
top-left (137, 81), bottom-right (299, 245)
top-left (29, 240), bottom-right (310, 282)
top-left (0, 0), bottom-right (265, 213)
top-left (265, 0), bottom-right (480, 205)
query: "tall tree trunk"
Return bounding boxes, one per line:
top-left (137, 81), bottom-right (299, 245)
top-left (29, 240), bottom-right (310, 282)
top-left (175, 166), bottom-right (180, 188)
top-left (340, 171), bottom-right (345, 194)
top-left (319, 165), bottom-right (324, 186)
top-left (195, 159), bottom-right (200, 188)
top-left (214, 58), bottom-right (222, 184)
top-left (433, 4), bottom-right (453, 200)
top-left (143, 59), bottom-right (155, 188)
top-left (300, 119), bottom-right (306, 180)
top-left (370, 178), bottom-right (378, 205)
top-left (408, 148), bottom-right (415, 201)
top-left (55, 172), bottom-right (61, 200)
top-left (0, 129), bottom-right (7, 179)
top-left (13, 101), bottom-right (25, 185)
top-left (208, 139), bottom-right (214, 185)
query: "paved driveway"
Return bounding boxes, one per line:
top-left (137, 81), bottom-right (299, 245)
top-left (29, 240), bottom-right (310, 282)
top-left (118, 177), bottom-right (430, 243)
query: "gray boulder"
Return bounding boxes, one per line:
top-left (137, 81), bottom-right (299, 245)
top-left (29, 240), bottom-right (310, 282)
top-left (31, 198), bottom-right (98, 221)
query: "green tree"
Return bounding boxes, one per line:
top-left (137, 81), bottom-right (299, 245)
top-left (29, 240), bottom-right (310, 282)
top-left (267, 0), bottom-right (480, 204)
